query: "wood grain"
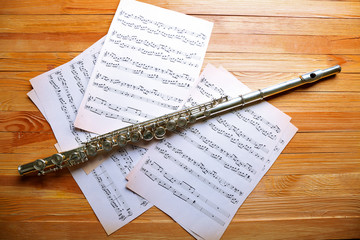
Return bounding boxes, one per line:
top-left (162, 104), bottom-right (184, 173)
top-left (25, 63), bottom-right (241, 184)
top-left (0, 0), bottom-right (359, 239)
top-left (2, 0), bottom-right (360, 17)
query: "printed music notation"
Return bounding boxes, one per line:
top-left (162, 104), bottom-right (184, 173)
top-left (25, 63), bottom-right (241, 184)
top-left (93, 165), bottom-right (133, 221)
top-left (99, 59), bottom-right (192, 88)
top-left (108, 35), bottom-right (200, 68)
top-left (196, 77), bottom-right (226, 98)
top-left (110, 146), bottom-right (150, 206)
top-left (85, 105), bottom-right (139, 124)
top-left (140, 161), bottom-right (229, 226)
top-left (87, 94), bottom-right (157, 118)
top-left (118, 10), bottom-right (207, 41)
top-left (45, 58), bottom-right (99, 149)
top-left (101, 50), bottom-right (195, 85)
top-left (90, 80), bottom-right (181, 110)
top-left (71, 143), bottom-right (152, 234)
top-left (111, 149), bottom-right (136, 177)
top-left (110, 31), bottom-right (201, 60)
top-left (127, 64), bottom-right (298, 240)
top-left (154, 142), bottom-right (244, 203)
top-left (74, 0), bottom-right (213, 135)
top-left (244, 108), bottom-right (281, 133)
top-left (110, 145), bottom-right (147, 178)
top-left (95, 73), bottom-right (184, 102)
top-left (186, 126), bottom-right (266, 164)
top-left (117, 10), bottom-right (207, 47)
top-left (70, 62), bottom-right (86, 95)
top-left (233, 111), bottom-right (278, 140)
top-left (29, 36), bottom-right (154, 235)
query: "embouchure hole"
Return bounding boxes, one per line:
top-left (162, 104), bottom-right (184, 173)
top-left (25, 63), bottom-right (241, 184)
top-left (310, 73), bottom-right (316, 78)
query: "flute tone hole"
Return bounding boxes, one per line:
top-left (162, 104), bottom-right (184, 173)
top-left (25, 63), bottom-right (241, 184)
top-left (310, 73), bottom-right (316, 78)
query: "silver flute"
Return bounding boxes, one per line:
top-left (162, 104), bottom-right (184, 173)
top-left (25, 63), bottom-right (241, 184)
top-left (18, 65), bottom-right (341, 176)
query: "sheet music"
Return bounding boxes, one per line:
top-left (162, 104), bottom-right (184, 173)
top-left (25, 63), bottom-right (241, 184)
top-left (70, 144), bottom-right (151, 235)
top-left (30, 37), bottom-right (105, 152)
top-left (28, 37), bottom-right (153, 235)
top-left (74, 0), bottom-right (213, 134)
top-left (127, 64), bottom-right (298, 240)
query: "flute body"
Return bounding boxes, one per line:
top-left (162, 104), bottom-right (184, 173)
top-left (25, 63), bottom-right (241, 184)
top-left (18, 65), bottom-right (341, 176)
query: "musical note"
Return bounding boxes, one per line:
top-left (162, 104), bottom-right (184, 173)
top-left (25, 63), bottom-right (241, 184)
top-left (102, 51), bottom-right (196, 82)
top-left (155, 142), bottom-right (243, 201)
top-left (84, 105), bottom-right (139, 124)
top-left (95, 73), bottom-right (184, 103)
top-left (30, 35), bottom-right (154, 235)
top-left (118, 11), bottom-right (207, 40)
top-left (116, 13), bottom-right (207, 47)
top-left (111, 31), bottom-right (201, 60)
top-left (92, 165), bottom-right (133, 220)
top-left (127, 64), bottom-right (297, 240)
top-left (92, 82), bottom-right (180, 110)
top-left (233, 111), bottom-right (278, 140)
top-left (244, 108), bottom-right (281, 133)
top-left (140, 165), bottom-right (227, 226)
top-left (108, 38), bottom-right (199, 67)
top-left (74, 0), bottom-right (212, 135)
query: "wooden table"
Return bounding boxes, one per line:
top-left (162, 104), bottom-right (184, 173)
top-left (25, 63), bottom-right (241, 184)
top-left (1, 0), bottom-right (359, 239)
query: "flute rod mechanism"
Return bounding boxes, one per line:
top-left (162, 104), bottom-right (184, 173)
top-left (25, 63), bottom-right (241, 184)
top-left (18, 65), bottom-right (341, 176)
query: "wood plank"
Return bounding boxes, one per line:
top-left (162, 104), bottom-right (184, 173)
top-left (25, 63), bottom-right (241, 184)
top-left (1, 90), bottom-right (358, 112)
top-left (282, 132), bottom-right (360, 154)
top-left (205, 15), bottom-right (360, 36)
top-left (288, 112), bottom-right (360, 131)
top-left (207, 33), bottom-right (360, 54)
top-left (0, 0), bottom-right (359, 239)
top-left (1, 32), bottom-right (359, 54)
top-left (270, 153), bottom-right (360, 175)
top-left (0, 111), bottom-right (358, 136)
top-left (225, 218), bottom-right (360, 240)
top-left (0, 111), bottom-right (50, 132)
top-left (2, 152), bottom-right (360, 176)
top-left (237, 195), bottom-right (360, 219)
top-left (0, 173), bottom-right (358, 221)
top-left (204, 52), bottom-right (360, 73)
top-left (0, 131), bottom-right (56, 154)
top-left (0, 33), bottom-right (104, 53)
top-left (0, 52), bottom-right (360, 74)
top-left (267, 91), bottom-right (360, 112)
top-left (2, 52), bottom-right (359, 73)
top-left (0, 187), bottom-right (358, 222)
top-left (1, 71), bottom-right (359, 93)
top-left (0, 131), bottom-right (358, 154)
top-left (232, 72), bottom-right (360, 92)
top-left (0, 54), bottom-right (82, 71)
top-left (0, 15), bottom-right (111, 34)
top-left (1, 0), bottom-right (360, 18)
top-left (1, 15), bottom-right (360, 36)
top-left (0, 91), bottom-right (39, 111)
top-left (0, 218), bottom-right (358, 239)
top-left (3, 165), bottom-right (359, 199)
top-left (254, 173), bottom-right (360, 196)
top-left (0, 72), bottom-right (36, 91)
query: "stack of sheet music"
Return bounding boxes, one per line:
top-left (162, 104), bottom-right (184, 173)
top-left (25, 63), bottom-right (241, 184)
top-left (28, 0), bottom-right (297, 239)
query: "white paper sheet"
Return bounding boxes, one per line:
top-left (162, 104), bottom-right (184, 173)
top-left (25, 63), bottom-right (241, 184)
top-left (29, 0), bottom-right (214, 234)
top-left (28, 36), bottom-right (154, 235)
top-left (74, 0), bottom-right (213, 134)
top-left (27, 89), bottom-right (49, 121)
top-left (127, 64), bottom-right (298, 240)
top-left (30, 37), bottom-right (105, 152)
top-left (70, 144), bottom-right (151, 235)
